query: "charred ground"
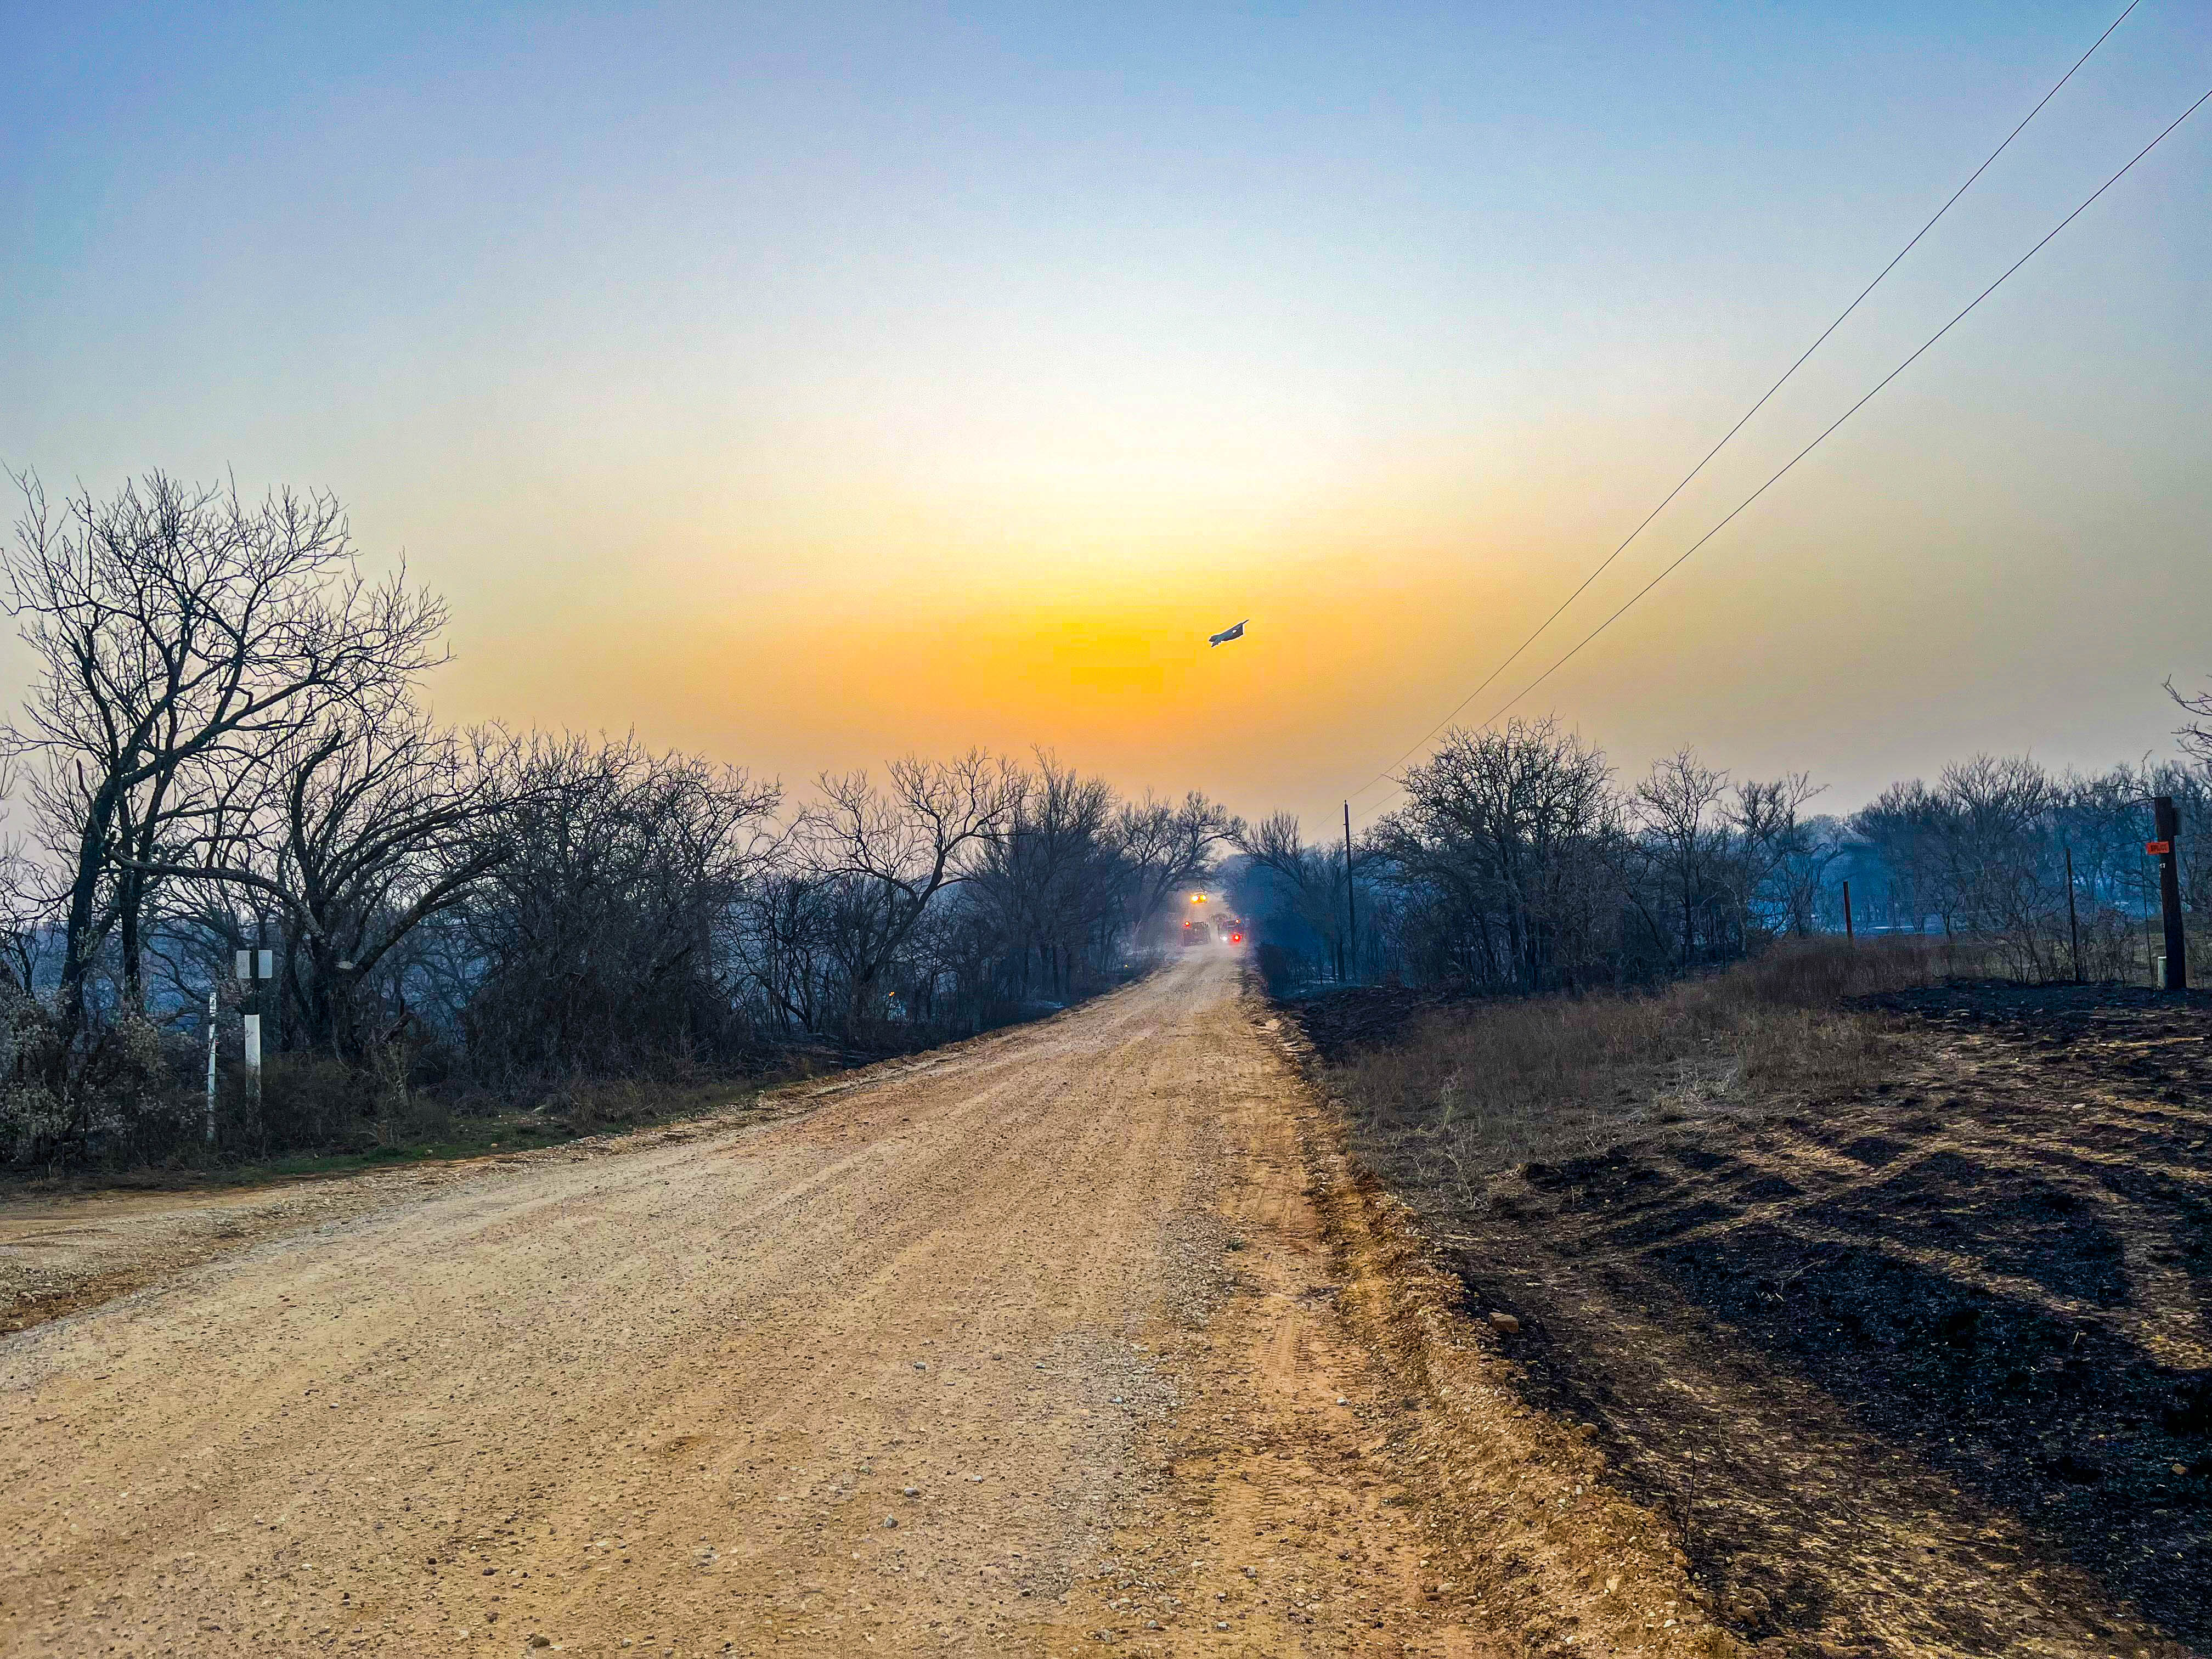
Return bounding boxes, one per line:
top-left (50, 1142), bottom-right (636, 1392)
top-left (1288, 968), bottom-right (2212, 1657)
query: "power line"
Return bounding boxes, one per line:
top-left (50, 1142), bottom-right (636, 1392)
top-left (1350, 0), bottom-right (2141, 803)
top-left (1463, 82), bottom-right (2211, 735)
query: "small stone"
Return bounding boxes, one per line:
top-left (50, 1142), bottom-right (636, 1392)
top-left (902, 1486), bottom-right (919, 1497)
top-left (529, 1639), bottom-right (552, 1650)
top-left (1605, 1576), bottom-right (1620, 1594)
top-left (1487, 1311), bottom-right (1520, 1335)
top-left (883, 1516), bottom-right (899, 1528)
top-left (913, 1362), bottom-right (927, 1370)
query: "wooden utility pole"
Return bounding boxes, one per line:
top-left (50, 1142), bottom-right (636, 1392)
top-left (2063, 843), bottom-right (2081, 984)
top-left (1343, 802), bottom-right (1357, 985)
top-left (2151, 795), bottom-right (2188, 990)
top-left (1841, 879), bottom-right (1853, 943)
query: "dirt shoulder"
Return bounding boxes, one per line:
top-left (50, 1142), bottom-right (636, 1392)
top-left (1251, 1005), bottom-right (1740, 1658)
top-left (0, 1046), bottom-right (984, 1339)
top-left (1287, 976), bottom-right (2212, 1657)
top-left (0, 1093), bottom-right (805, 1338)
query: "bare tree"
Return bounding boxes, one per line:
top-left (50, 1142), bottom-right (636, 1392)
top-left (2169, 676), bottom-right (2212, 765)
top-left (1723, 772), bottom-right (1826, 940)
top-left (1373, 719), bottom-right (1618, 990)
top-left (802, 752), bottom-right (1020, 1036)
top-left (730, 844), bottom-right (838, 1040)
top-left (1114, 791), bottom-right (1241, 938)
top-left (736, 764), bottom-right (1227, 1039)
top-left (1935, 754), bottom-right (2059, 975)
top-left (968, 753), bottom-right (1121, 1000)
top-left (1235, 812), bottom-right (1353, 978)
top-left (139, 707), bottom-right (523, 1057)
top-left (2, 471), bottom-right (444, 1069)
top-left (0, 757), bottom-right (47, 998)
top-left (459, 734), bottom-right (778, 1080)
top-left (1852, 779), bottom-right (1948, 934)
top-left (1633, 749), bottom-right (1731, 968)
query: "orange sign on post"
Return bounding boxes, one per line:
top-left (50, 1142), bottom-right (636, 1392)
top-left (2146, 839), bottom-right (2172, 856)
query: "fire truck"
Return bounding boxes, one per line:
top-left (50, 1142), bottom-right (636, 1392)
top-left (1178, 892), bottom-right (1245, 947)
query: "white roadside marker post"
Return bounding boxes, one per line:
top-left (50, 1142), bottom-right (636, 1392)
top-left (204, 986), bottom-right (219, 1146)
top-left (236, 944), bottom-right (274, 1116)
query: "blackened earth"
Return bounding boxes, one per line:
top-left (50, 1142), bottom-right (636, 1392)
top-left (1304, 980), bottom-right (2212, 1656)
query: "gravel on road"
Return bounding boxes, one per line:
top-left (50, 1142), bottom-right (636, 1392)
top-left (2, 958), bottom-right (1547, 1656)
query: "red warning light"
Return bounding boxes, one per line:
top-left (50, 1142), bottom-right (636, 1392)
top-left (1230, 931), bottom-right (1243, 944)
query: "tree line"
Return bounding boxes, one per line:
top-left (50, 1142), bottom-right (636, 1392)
top-left (1232, 717), bottom-right (2209, 996)
top-left (0, 473), bottom-right (1234, 1166)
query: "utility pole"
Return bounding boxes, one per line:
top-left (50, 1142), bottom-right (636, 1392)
top-left (1343, 801), bottom-right (1357, 986)
top-left (2151, 795), bottom-right (2188, 990)
top-left (1841, 879), bottom-right (1853, 944)
top-left (2063, 843), bottom-right (2081, 985)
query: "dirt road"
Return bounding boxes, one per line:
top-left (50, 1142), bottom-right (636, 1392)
top-left (3, 957), bottom-right (1582, 1657)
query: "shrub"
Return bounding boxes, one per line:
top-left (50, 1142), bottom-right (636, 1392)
top-left (247, 1053), bottom-right (374, 1153)
top-left (81, 1015), bottom-right (198, 1159)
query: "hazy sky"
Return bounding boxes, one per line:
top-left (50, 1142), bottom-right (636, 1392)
top-left (5, 2), bottom-right (2208, 831)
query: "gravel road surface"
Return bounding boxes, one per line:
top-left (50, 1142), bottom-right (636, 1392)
top-left (1, 957), bottom-right (1505, 1657)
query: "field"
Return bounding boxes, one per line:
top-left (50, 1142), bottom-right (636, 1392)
top-left (1290, 949), bottom-right (2212, 1656)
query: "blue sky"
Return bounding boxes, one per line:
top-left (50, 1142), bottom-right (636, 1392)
top-left (5, 3), bottom-right (2208, 823)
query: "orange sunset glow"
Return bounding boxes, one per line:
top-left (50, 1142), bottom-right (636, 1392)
top-left (7, 4), bottom-right (2208, 824)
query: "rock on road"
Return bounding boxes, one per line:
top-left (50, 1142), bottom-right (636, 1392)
top-left (2, 957), bottom-right (1500, 1656)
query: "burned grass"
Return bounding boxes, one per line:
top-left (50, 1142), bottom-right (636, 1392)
top-left (1286, 947), bottom-right (2212, 1656)
top-left (1320, 941), bottom-right (1957, 1192)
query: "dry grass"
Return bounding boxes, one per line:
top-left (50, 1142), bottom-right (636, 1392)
top-left (1333, 938), bottom-right (1961, 1199)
